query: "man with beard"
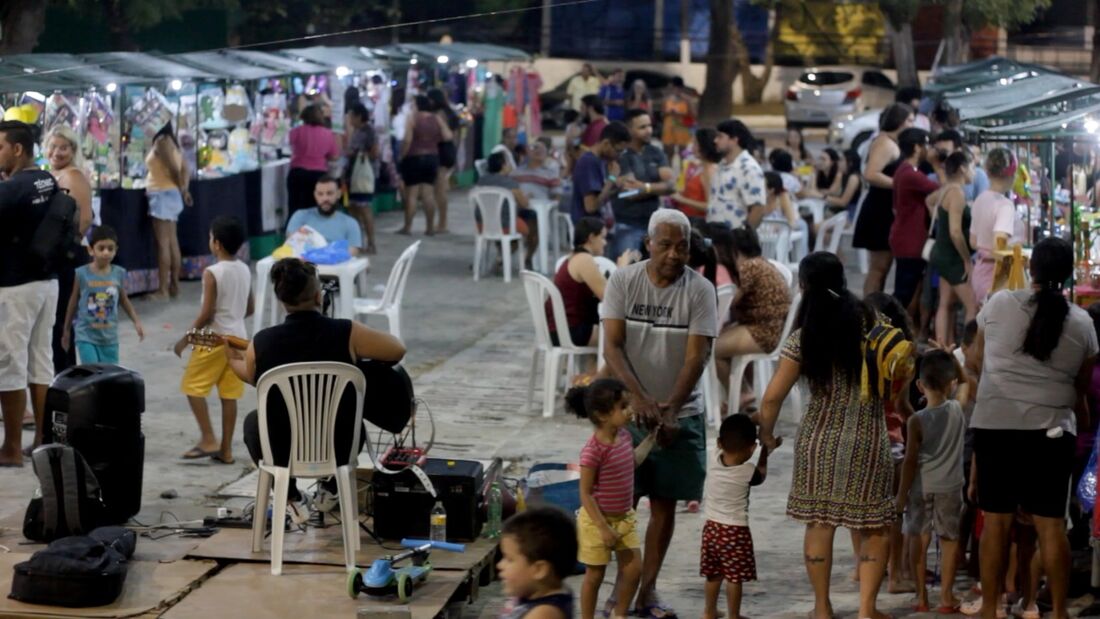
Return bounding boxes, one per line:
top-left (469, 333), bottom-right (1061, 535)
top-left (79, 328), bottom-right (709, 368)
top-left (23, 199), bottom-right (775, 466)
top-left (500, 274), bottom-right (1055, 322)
top-left (285, 176), bottom-right (364, 254)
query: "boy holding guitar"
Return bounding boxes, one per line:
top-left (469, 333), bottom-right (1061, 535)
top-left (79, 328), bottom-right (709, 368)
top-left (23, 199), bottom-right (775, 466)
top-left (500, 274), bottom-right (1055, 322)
top-left (174, 216), bottom-right (253, 464)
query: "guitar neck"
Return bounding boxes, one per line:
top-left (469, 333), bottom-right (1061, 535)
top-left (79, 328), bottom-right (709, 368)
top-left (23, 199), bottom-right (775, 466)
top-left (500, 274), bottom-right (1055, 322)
top-left (224, 335), bottom-right (250, 351)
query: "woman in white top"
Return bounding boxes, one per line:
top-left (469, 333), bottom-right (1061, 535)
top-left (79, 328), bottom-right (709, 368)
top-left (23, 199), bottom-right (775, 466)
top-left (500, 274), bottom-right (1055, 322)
top-left (968, 148), bottom-right (1017, 304)
top-left (968, 237), bottom-right (1098, 619)
top-left (45, 126), bottom-right (94, 373)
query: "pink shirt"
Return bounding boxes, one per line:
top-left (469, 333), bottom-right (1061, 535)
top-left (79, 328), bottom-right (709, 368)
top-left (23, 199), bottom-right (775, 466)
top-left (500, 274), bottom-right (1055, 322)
top-left (970, 190), bottom-right (1016, 251)
top-left (289, 124), bottom-right (339, 171)
top-left (579, 428), bottom-right (634, 514)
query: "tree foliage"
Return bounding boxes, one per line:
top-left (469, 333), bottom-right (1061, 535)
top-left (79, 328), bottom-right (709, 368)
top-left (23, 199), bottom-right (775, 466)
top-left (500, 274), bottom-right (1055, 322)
top-left (958, 0), bottom-right (1051, 30)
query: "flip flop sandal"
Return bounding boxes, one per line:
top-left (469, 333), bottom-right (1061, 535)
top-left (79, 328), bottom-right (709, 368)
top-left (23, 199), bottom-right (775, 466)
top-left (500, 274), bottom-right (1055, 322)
top-left (912, 603), bottom-right (930, 612)
top-left (181, 446), bottom-right (218, 459)
top-left (936, 605), bottom-right (961, 614)
top-left (210, 453), bottom-right (236, 465)
top-left (637, 603), bottom-right (677, 619)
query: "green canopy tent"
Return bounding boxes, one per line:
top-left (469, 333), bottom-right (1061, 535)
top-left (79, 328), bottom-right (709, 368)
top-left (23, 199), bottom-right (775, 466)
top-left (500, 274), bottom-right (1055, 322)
top-left (171, 51), bottom-right (291, 81)
top-left (925, 58), bottom-right (1058, 96)
top-left (277, 46), bottom-right (385, 73)
top-left (371, 42), bottom-right (530, 64)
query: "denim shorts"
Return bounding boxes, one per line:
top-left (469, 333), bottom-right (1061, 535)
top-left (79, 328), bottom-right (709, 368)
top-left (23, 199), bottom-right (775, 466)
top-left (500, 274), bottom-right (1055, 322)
top-left (147, 189), bottom-right (185, 222)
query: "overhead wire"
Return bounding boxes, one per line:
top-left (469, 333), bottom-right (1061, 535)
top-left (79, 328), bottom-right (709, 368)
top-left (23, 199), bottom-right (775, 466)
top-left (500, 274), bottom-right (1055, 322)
top-left (0, 0), bottom-right (598, 86)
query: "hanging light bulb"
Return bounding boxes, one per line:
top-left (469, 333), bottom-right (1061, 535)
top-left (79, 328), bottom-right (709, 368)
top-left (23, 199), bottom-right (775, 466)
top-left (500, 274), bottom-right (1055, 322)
top-left (170, 79), bottom-right (183, 91)
top-left (466, 59), bottom-right (478, 69)
top-left (335, 66), bottom-right (351, 78)
top-left (105, 82), bottom-right (118, 93)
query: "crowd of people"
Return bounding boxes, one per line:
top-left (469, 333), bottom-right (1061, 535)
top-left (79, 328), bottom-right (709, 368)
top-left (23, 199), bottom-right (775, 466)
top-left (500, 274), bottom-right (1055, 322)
top-left (4, 58), bottom-right (1100, 619)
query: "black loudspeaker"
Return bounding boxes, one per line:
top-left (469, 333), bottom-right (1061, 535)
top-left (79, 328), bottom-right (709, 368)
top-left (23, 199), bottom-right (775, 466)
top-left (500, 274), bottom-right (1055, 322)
top-left (45, 365), bottom-right (145, 524)
top-left (372, 458), bottom-right (484, 541)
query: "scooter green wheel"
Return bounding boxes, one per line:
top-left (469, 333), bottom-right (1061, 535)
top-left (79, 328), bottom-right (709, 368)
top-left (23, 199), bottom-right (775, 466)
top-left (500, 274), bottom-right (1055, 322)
top-left (397, 573), bottom-right (412, 602)
top-left (347, 569), bottom-right (361, 599)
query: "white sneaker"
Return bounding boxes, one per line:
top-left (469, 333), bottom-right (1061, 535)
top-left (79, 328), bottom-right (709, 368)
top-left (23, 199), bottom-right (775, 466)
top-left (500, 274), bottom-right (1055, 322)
top-left (310, 486), bottom-right (339, 514)
top-left (1010, 600), bottom-right (1040, 619)
top-left (285, 498), bottom-right (309, 526)
top-left (961, 595), bottom-right (1008, 618)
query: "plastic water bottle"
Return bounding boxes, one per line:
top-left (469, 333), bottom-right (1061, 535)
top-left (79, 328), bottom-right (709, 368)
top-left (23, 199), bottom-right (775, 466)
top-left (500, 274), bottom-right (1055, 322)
top-left (429, 501), bottom-right (447, 542)
top-left (485, 482), bottom-right (503, 539)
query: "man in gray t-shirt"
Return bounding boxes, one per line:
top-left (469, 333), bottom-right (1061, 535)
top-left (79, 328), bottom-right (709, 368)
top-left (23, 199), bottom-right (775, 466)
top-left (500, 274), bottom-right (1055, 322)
top-left (602, 208), bottom-right (716, 615)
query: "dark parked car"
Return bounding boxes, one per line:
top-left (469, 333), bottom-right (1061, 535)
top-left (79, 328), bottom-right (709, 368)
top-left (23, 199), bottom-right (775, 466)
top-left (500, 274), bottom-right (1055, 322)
top-left (539, 69), bottom-right (675, 130)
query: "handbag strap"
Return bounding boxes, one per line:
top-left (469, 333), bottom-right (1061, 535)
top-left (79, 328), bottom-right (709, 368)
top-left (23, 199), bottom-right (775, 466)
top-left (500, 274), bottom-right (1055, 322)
top-left (928, 185), bottom-right (954, 235)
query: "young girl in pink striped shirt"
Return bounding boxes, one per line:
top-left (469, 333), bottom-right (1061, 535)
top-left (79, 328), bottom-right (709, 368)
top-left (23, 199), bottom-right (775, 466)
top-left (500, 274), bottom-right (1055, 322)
top-left (566, 378), bottom-right (656, 619)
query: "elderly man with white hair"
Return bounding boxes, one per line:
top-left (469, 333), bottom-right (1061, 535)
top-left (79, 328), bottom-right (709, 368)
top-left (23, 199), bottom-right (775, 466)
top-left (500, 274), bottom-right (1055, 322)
top-left (601, 208), bottom-right (718, 619)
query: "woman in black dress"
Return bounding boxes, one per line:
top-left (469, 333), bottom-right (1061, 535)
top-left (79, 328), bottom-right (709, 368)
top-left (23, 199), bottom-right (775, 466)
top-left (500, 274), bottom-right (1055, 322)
top-left (428, 88), bottom-right (460, 234)
top-left (852, 103), bottom-right (913, 296)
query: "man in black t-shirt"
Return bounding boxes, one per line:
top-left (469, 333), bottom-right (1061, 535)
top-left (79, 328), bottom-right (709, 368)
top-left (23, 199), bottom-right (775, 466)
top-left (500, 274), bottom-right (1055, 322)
top-left (0, 120), bottom-right (59, 466)
top-left (609, 109), bottom-right (673, 258)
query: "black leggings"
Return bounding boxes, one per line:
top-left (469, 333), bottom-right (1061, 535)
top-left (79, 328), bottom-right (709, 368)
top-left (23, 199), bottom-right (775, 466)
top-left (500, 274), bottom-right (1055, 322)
top-left (242, 410), bottom-right (366, 501)
top-left (286, 167), bottom-right (326, 220)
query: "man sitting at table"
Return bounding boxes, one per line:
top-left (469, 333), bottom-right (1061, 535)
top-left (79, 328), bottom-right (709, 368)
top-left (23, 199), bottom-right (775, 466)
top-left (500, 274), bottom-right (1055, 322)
top-left (285, 175), bottom-right (363, 255)
top-left (511, 137), bottom-right (562, 202)
top-left (477, 151), bottom-right (538, 267)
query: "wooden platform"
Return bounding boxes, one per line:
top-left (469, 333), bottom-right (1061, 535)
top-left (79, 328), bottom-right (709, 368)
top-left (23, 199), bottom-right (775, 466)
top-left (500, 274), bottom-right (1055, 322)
top-left (186, 525), bottom-right (498, 573)
top-left (161, 563), bottom-right (467, 619)
top-left (0, 553), bottom-right (217, 619)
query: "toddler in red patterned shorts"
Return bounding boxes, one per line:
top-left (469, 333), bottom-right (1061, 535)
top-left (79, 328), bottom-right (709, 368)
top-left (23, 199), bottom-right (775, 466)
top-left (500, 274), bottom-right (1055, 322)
top-left (700, 414), bottom-right (776, 619)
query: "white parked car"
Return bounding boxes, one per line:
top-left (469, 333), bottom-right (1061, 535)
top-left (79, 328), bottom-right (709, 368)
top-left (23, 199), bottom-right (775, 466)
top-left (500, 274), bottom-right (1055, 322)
top-left (785, 66), bottom-right (895, 128)
top-left (828, 109), bottom-right (880, 153)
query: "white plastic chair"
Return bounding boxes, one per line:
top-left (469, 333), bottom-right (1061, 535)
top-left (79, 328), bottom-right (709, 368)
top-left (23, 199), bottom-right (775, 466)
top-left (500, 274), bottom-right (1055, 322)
top-left (841, 188), bottom-right (869, 274)
top-left (353, 241), bottom-right (420, 340)
top-left (470, 187), bottom-right (525, 283)
top-left (727, 293), bottom-right (804, 424)
top-left (521, 270), bottom-right (598, 417)
top-left (554, 211), bottom-right (574, 263)
top-left (757, 220), bottom-right (793, 265)
top-left (474, 159), bottom-right (488, 177)
top-left (703, 284), bottom-right (736, 428)
top-left (816, 211), bottom-right (848, 254)
top-left (767, 259), bottom-right (794, 291)
top-left (553, 255), bottom-right (617, 279)
top-left (251, 362), bottom-right (366, 575)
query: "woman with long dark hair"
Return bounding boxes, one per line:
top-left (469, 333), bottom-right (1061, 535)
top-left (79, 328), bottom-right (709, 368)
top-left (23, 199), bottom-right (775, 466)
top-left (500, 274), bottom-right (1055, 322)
top-left (758, 252), bottom-right (894, 619)
top-left (287, 104), bottom-right (340, 218)
top-left (786, 126), bottom-right (811, 168)
top-left (969, 237), bottom-right (1097, 619)
top-left (145, 123), bottom-right (192, 299)
top-left (814, 147), bottom-right (840, 194)
top-left (853, 103), bottom-right (914, 295)
top-left (397, 95), bottom-right (452, 235)
top-left (428, 88), bottom-right (460, 234)
top-left (713, 226), bottom-right (790, 410)
top-left (344, 103), bottom-right (378, 254)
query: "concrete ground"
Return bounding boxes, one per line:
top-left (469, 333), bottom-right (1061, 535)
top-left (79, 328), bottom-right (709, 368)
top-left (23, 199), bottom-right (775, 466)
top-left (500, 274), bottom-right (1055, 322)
top-left (0, 132), bottom-right (1093, 617)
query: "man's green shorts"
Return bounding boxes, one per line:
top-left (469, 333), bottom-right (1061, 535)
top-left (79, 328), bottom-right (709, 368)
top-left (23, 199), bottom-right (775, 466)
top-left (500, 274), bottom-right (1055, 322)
top-left (628, 413), bottom-right (707, 501)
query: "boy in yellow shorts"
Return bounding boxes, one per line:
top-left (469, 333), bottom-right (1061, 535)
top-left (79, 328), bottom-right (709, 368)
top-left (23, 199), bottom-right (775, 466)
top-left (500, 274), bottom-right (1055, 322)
top-left (173, 216), bottom-right (253, 464)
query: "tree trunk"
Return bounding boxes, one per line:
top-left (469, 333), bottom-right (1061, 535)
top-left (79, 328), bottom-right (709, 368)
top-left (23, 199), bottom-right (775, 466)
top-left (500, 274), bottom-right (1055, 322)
top-left (1092, 0), bottom-right (1100, 83)
top-left (101, 1), bottom-right (137, 51)
top-left (888, 20), bottom-right (919, 88)
top-left (738, 4), bottom-right (779, 105)
top-left (700, 0), bottom-right (737, 124)
top-left (0, 0), bottom-right (46, 55)
top-left (942, 0), bottom-right (965, 65)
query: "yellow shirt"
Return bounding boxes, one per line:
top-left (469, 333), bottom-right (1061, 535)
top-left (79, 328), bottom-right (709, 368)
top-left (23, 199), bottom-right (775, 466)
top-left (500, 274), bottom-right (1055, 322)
top-left (144, 148), bottom-right (182, 191)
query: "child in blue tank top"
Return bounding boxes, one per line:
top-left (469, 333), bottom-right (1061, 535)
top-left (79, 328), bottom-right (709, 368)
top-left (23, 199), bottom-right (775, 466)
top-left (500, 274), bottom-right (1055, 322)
top-left (61, 225), bottom-right (144, 365)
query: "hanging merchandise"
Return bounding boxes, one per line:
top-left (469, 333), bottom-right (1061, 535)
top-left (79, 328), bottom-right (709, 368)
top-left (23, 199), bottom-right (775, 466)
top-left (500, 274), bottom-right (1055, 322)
top-left (482, 77), bottom-right (503, 158)
top-left (127, 88), bottom-right (174, 138)
top-left (227, 126), bottom-right (256, 171)
top-left (406, 63), bottom-right (421, 98)
top-left (252, 88), bottom-right (289, 161)
top-left (223, 84), bottom-right (251, 125)
top-left (43, 94), bottom-right (79, 134)
top-left (81, 92), bottom-right (118, 189)
top-left (197, 85), bottom-right (227, 129)
top-left (526, 69), bottom-right (543, 139)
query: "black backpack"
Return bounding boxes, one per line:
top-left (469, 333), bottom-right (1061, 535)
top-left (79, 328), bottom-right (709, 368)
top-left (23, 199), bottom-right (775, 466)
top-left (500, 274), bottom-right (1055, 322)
top-left (29, 185), bottom-right (83, 275)
top-left (9, 526), bottom-right (136, 607)
top-left (23, 445), bottom-right (107, 542)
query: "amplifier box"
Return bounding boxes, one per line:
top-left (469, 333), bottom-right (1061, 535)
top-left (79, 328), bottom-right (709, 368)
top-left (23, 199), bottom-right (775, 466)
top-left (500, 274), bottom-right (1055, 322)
top-left (372, 458), bottom-right (484, 541)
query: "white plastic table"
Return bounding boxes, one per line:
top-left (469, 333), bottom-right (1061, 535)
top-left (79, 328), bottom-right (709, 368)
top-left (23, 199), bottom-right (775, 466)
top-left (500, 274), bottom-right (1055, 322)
top-left (253, 255), bottom-right (370, 332)
top-left (528, 198), bottom-right (556, 274)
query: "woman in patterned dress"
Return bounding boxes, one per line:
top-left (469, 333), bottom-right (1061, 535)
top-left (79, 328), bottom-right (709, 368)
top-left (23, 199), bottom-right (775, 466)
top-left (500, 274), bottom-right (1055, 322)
top-left (758, 252), bottom-right (894, 619)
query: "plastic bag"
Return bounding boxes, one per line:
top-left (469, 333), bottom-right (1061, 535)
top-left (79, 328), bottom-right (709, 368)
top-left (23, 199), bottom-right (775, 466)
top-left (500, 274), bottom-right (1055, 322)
top-left (302, 240), bottom-right (350, 265)
top-left (1077, 432), bottom-right (1099, 512)
top-left (283, 225), bottom-right (328, 256)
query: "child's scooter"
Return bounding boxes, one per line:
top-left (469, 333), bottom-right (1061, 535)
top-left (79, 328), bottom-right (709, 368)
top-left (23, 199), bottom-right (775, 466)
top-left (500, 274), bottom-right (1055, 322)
top-left (347, 539), bottom-right (466, 602)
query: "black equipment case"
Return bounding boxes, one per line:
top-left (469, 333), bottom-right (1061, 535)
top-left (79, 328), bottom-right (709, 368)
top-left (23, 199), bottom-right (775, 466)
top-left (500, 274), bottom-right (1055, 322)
top-left (45, 365), bottom-right (145, 523)
top-left (372, 458), bottom-right (485, 541)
